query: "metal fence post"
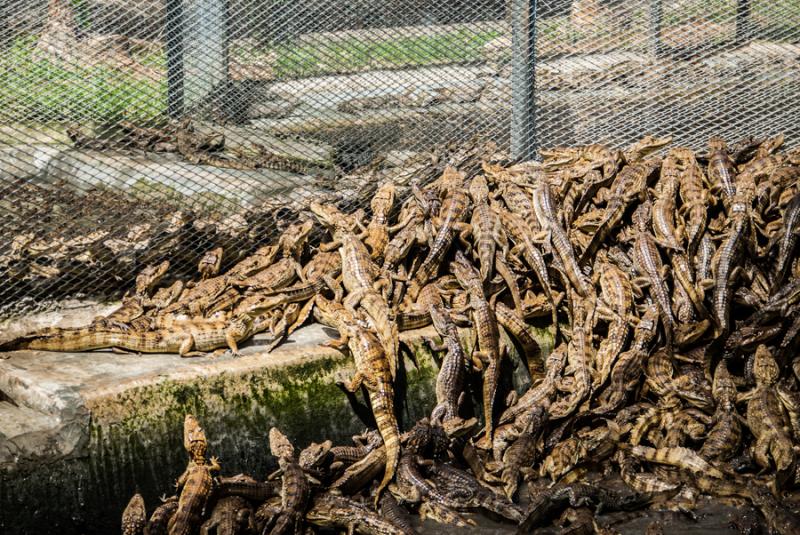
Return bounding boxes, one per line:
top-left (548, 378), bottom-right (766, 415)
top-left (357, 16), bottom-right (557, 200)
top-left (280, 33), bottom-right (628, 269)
top-left (165, 0), bottom-right (184, 118)
top-left (649, 0), bottom-right (665, 57)
top-left (511, 0), bottom-right (537, 161)
top-left (181, 0), bottom-right (230, 113)
top-left (736, 0), bottom-right (752, 44)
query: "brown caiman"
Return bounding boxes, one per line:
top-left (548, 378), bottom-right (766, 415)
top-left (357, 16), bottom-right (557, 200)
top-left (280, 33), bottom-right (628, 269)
top-left (268, 427), bottom-right (312, 535)
top-left (630, 200), bottom-right (675, 352)
top-left (412, 166), bottom-right (471, 291)
top-left (450, 250), bottom-right (503, 440)
top-left (169, 415), bottom-right (221, 535)
top-left (426, 304), bottom-right (468, 426)
top-left (317, 296), bottom-right (400, 503)
top-left (122, 493), bottom-right (147, 535)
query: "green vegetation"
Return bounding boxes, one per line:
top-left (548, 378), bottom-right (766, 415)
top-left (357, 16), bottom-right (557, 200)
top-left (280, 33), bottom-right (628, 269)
top-left (236, 28), bottom-right (503, 78)
top-left (0, 37), bottom-right (167, 123)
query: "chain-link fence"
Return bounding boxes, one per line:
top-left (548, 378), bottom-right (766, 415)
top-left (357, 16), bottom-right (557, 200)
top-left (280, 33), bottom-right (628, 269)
top-left (0, 0), bottom-right (798, 316)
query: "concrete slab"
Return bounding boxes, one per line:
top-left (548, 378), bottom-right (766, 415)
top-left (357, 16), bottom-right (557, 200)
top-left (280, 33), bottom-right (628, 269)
top-left (0, 322), bottom-right (448, 534)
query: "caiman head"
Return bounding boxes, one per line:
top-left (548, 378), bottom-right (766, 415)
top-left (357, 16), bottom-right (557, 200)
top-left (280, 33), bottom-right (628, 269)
top-left (135, 260), bottom-right (170, 295)
top-left (269, 427), bottom-right (295, 460)
top-left (183, 414), bottom-right (208, 461)
top-left (278, 219), bottom-right (314, 257)
top-left (624, 135), bottom-right (672, 163)
top-left (468, 174), bottom-right (490, 204)
top-left (753, 344), bottom-right (780, 387)
top-left (298, 440), bottom-right (332, 470)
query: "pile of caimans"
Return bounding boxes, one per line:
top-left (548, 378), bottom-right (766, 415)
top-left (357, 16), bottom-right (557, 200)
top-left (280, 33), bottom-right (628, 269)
top-left (5, 133), bottom-right (800, 534)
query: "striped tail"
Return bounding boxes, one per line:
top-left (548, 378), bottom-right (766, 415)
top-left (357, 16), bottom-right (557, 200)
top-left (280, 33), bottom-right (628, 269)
top-left (369, 384), bottom-right (400, 505)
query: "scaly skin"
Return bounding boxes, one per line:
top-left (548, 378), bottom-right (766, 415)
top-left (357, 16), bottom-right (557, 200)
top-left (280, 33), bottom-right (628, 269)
top-left (365, 181), bottom-right (396, 260)
top-left (676, 150), bottom-right (709, 257)
top-left (199, 495), bottom-right (252, 535)
top-left (616, 452), bottom-right (680, 495)
top-left (225, 245), bottom-right (278, 280)
top-left (450, 251), bottom-right (502, 440)
top-left (426, 305), bottom-right (467, 426)
top-left (468, 174), bottom-right (506, 282)
top-left (232, 257), bottom-right (299, 292)
top-left (319, 297), bottom-right (400, 503)
top-left (169, 415), bottom-right (221, 535)
top-left (707, 137), bottom-right (737, 204)
top-left (651, 151), bottom-right (684, 251)
top-left (772, 192), bottom-right (800, 291)
top-left (499, 344), bottom-right (566, 425)
top-left (144, 496), bottom-right (179, 535)
top-left (429, 462), bottom-right (524, 522)
top-left (307, 492), bottom-right (411, 535)
top-left (163, 275), bottom-right (229, 316)
top-left (699, 362), bottom-right (742, 462)
top-left (135, 260), bottom-right (171, 296)
top-left (593, 255), bottom-right (633, 388)
top-left (580, 158), bottom-right (660, 264)
top-left (122, 493), bottom-right (147, 535)
top-left (269, 428), bottom-right (311, 535)
top-left (6, 316), bottom-right (255, 357)
top-left (198, 247), bottom-right (223, 280)
top-left (712, 207), bottom-right (748, 335)
top-left (496, 204), bottom-right (557, 328)
top-left (628, 445), bottom-right (725, 479)
top-left (378, 492), bottom-right (418, 535)
top-left (745, 345), bottom-right (795, 474)
top-left (345, 288), bottom-right (399, 381)
top-left (550, 289), bottom-right (594, 419)
top-left (631, 202), bottom-right (675, 351)
top-left (594, 303), bottom-right (658, 415)
top-left (495, 301), bottom-right (543, 380)
top-left (413, 166), bottom-right (471, 289)
top-left (277, 219), bottom-right (314, 261)
top-left (533, 182), bottom-right (588, 296)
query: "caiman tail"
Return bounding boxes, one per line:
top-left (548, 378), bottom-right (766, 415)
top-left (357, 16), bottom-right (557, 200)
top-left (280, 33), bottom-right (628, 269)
top-left (0, 328), bottom-right (122, 352)
top-left (369, 384), bottom-right (400, 505)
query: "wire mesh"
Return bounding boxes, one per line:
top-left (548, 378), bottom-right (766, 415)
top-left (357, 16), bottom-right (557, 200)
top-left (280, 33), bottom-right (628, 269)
top-left (0, 0), bottom-right (798, 316)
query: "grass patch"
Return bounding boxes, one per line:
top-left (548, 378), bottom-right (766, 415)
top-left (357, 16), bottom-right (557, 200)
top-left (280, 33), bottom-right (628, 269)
top-left (0, 37), bottom-right (167, 123)
top-left (235, 29), bottom-right (502, 78)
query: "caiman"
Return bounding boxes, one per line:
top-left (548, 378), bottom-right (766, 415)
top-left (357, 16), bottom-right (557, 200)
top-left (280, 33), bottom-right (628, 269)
top-left (712, 190), bottom-right (749, 335)
top-left (169, 415), bottom-right (221, 535)
top-left (450, 250), bottom-right (503, 440)
top-left (676, 149), bottom-right (709, 257)
top-left (122, 493), bottom-right (147, 535)
top-left (580, 157), bottom-right (661, 264)
top-left (306, 491), bottom-right (411, 535)
top-left (426, 305), bottom-right (467, 426)
top-left (592, 251), bottom-right (633, 389)
top-left (630, 201), bottom-right (675, 352)
top-left (428, 462), bottom-right (524, 522)
top-left (743, 345), bottom-right (795, 479)
top-left (707, 137), bottom-right (737, 205)
top-left (468, 174), bottom-right (507, 282)
top-left (198, 247), bottom-right (223, 281)
top-left (550, 288), bottom-right (595, 419)
top-left (532, 181), bottom-right (588, 297)
top-left (651, 151), bottom-right (685, 252)
top-left (412, 166), bottom-right (471, 291)
top-left (317, 296), bottom-right (400, 504)
top-left (495, 201), bottom-right (558, 329)
top-left (364, 181), bottom-right (396, 261)
top-left (699, 361), bottom-right (742, 462)
top-left (338, 229), bottom-right (398, 378)
top-left (2, 314), bottom-right (258, 357)
top-left (199, 495), bottom-right (253, 535)
top-left (268, 428), bottom-right (312, 535)
top-left (145, 496), bottom-right (179, 535)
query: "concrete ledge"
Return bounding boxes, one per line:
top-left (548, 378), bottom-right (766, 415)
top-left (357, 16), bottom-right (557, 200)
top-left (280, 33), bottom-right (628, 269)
top-left (0, 323), bottom-right (441, 534)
